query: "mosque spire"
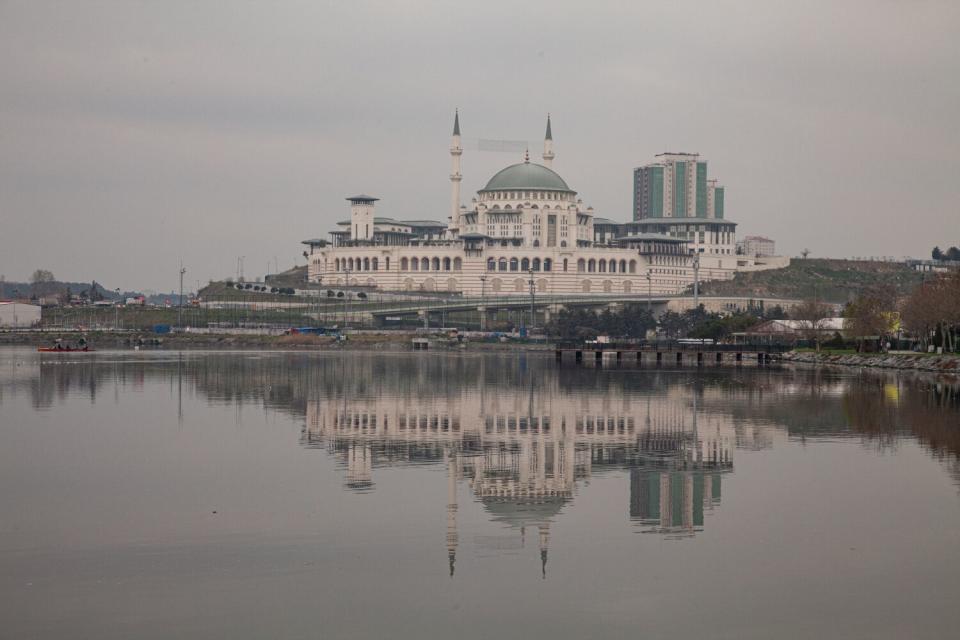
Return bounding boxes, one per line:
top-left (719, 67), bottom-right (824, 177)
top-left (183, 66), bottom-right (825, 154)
top-left (542, 114), bottom-right (555, 168)
top-left (449, 110), bottom-right (463, 233)
top-left (453, 108), bottom-right (460, 136)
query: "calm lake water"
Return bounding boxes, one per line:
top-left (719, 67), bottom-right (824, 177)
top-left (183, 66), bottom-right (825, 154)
top-left (1, 348), bottom-right (959, 639)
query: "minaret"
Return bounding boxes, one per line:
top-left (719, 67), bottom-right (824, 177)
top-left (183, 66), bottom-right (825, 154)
top-left (542, 114), bottom-right (554, 168)
top-left (450, 110), bottom-right (463, 232)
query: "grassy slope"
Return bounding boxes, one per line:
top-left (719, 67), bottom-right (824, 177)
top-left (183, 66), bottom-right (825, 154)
top-left (698, 259), bottom-right (923, 304)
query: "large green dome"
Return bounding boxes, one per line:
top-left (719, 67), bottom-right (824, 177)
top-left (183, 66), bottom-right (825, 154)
top-left (479, 162), bottom-right (574, 193)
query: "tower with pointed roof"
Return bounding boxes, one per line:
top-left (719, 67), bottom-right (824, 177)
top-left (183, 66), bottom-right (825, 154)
top-left (450, 110), bottom-right (463, 235)
top-left (542, 114), bottom-right (555, 168)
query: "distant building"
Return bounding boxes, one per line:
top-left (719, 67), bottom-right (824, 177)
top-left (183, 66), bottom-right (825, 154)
top-left (0, 302), bottom-right (41, 328)
top-left (737, 318), bottom-right (846, 342)
top-left (737, 236), bottom-right (776, 257)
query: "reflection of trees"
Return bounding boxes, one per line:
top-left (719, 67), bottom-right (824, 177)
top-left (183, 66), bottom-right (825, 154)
top-left (842, 374), bottom-right (960, 485)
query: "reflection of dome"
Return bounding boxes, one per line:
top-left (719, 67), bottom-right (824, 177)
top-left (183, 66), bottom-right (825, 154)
top-left (480, 496), bottom-right (569, 527)
top-left (480, 162), bottom-right (573, 193)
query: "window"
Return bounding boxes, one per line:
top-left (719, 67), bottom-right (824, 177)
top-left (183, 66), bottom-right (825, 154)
top-left (510, 258), bottom-right (519, 272)
top-left (544, 258), bottom-right (552, 272)
top-left (487, 258), bottom-right (496, 271)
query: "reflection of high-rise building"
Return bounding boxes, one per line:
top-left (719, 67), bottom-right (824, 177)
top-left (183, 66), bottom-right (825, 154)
top-left (630, 469), bottom-right (722, 537)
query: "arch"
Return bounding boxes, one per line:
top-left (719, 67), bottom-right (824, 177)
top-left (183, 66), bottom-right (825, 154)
top-left (487, 257), bottom-right (496, 271)
top-left (543, 258), bottom-right (552, 271)
top-left (532, 258), bottom-right (541, 271)
top-left (609, 260), bottom-right (616, 273)
top-left (577, 259), bottom-right (585, 272)
top-left (431, 257), bottom-right (440, 271)
top-left (560, 240), bottom-right (567, 248)
top-left (421, 277), bottom-right (436, 292)
top-left (401, 257), bottom-right (409, 271)
top-left (498, 258), bottom-right (508, 272)
top-left (411, 258), bottom-right (419, 271)
top-left (582, 280), bottom-right (592, 293)
top-left (447, 278), bottom-right (459, 291)
top-left (514, 278), bottom-right (525, 293)
top-left (603, 280), bottom-right (613, 293)
top-left (509, 258), bottom-right (519, 271)
top-left (504, 204), bottom-right (512, 210)
top-left (492, 278), bottom-right (502, 293)
top-left (363, 257), bottom-right (370, 271)
top-left (620, 259), bottom-right (627, 273)
top-left (599, 259), bottom-right (607, 273)
top-left (348, 257), bottom-right (355, 271)
top-left (623, 281), bottom-right (632, 293)
top-left (385, 257), bottom-right (390, 271)
top-left (521, 258), bottom-right (530, 271)
top-left (372, 257), bottom-right (378, 271)
top-left (403, 278), bottom-right (414, 291)
top-left (533, 239), bottom-right (540, 247)
top-left (421, 257), bottom-right (429, 271)
top-left (335, 258), bottom-right (340, 271)
top-left (453, 257), bottom-right (462, 270)
top-left (537, 279), bottom-right (547, 293)
top-left (629, 260), bottom-right (637, 274)
top-left (443, 257), bottom-right (451, 271)
top-left (563, 259), bottom-right (568, 272)
top-left (366, 277), bottom-right (376, 287)
top-left (588, 259), bottom-right (596, 273)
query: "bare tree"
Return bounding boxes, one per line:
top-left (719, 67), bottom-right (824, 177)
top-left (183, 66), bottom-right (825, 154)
top-left (792, 298), bottom-right (833, 351)
top-left (845, 285), bottom-right (898, 351)
top-left (30, 269), bottom-right (56, 297)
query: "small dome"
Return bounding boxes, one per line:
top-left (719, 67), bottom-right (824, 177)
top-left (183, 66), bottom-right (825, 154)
top-left (480, 162), bottom-right (574, 193)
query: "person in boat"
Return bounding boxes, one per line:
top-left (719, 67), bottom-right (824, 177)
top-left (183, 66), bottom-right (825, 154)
top-left (55, 338), bottom-right (64, 351)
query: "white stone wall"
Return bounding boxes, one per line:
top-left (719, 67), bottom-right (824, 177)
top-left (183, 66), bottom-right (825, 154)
top-left (311, 245), bottom-right (709, 296)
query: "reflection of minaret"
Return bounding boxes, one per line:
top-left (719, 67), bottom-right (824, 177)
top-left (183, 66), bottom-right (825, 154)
top-left (446, 452), bottom-right (459, 577)
top-left (538, 523), bottom-right (550, 579)
top-left (346, 442), bottom-right (373, 490)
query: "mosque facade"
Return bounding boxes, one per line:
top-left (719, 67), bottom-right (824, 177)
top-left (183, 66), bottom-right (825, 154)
top-left (303, 114), bottom-right (769, 297)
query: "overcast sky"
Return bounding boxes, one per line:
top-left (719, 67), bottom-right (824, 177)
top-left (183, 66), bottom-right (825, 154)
top-left (1, 0), bottom-right (958, 292)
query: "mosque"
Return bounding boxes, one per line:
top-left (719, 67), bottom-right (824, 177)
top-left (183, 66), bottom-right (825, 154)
top-left (302, 114), bottom-right (772, 297)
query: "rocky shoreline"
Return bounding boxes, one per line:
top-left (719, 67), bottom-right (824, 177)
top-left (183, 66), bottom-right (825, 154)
top-left (782, 351), bottom-right (960, 373)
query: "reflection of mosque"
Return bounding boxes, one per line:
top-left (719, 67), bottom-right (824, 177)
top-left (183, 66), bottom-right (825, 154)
top-left (303, 376), bottom-right (734, 576)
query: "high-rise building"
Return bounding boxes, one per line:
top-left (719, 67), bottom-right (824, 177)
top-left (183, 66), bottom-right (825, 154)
top-left (630, 152), bottom-right (736, 259)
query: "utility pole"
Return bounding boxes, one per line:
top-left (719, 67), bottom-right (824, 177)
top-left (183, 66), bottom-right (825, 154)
top-left (178, 264), bottom-right (186, 330)
top-left (115, 288), bottom-right (120, 330)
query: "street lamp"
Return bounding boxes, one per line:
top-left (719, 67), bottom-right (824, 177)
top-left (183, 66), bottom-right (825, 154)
top-left (342, 266), bottom-right (351, 328)
top-left (645, 272), bottom-right (652, 310)
top-left (527, 268), bottom-right (535, 335)
top-left (691, 250), bottom-right (701, 309)
top-left (178, 265), bottom-right (186, 330)
top-left (479, 273), bottom-right (487, 331)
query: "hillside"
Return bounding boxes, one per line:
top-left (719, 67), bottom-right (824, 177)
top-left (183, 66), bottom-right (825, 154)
top-left (698, 259), bottom-right (924, 304)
